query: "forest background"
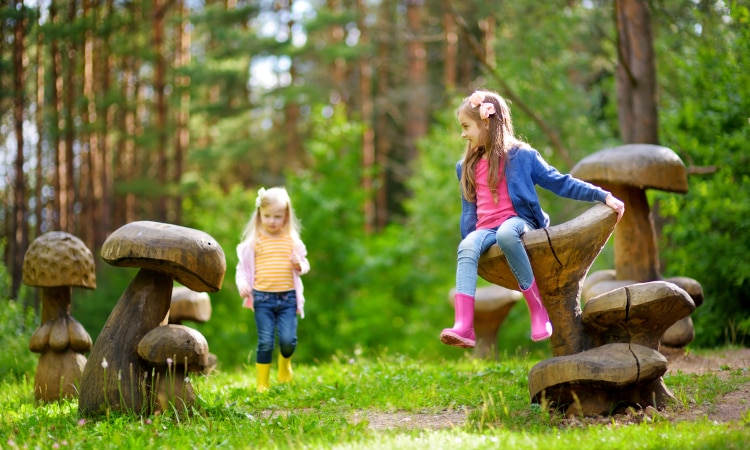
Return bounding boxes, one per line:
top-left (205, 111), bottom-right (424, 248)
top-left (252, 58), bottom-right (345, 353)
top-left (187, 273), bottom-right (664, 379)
top-left (0, 0), bottom-right (748, 377)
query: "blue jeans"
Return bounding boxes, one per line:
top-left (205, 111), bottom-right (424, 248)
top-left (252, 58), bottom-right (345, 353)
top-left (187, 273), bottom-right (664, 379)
top-left (456, 216), bottom-right (536, 296)
top-left (253, 290), bottom-right (298, 364)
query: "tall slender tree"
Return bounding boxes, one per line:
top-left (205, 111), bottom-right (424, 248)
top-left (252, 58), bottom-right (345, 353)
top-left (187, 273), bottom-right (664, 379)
top-left (11, 0), bottom-right (29, 297)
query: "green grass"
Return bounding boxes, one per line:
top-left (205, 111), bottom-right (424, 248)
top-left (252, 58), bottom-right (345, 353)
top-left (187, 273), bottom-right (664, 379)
top-left (2, 350), bottom-right (749, 449)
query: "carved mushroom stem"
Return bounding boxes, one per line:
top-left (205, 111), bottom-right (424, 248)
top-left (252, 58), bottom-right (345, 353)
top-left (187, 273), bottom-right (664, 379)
top-left (40, 286), bottom-right (72, 322)
top-left (78, 269), bottom-right (173, 416)
top-left (602, 183), bottom-right (660, 282)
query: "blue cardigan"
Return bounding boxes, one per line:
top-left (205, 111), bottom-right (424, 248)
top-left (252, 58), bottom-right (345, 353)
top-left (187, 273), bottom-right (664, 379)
top-left (457, 146), bottom-right (609, 239)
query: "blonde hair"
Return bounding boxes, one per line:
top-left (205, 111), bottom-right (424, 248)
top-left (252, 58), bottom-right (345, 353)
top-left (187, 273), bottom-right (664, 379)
top-left (240, 186), bottom-right (302, 244)
top-left (457, 89), bottom-right (528, 202)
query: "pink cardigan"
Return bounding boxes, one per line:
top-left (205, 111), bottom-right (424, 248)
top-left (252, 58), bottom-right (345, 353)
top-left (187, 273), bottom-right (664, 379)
top-left (235, 237), bottom-right (310, 318)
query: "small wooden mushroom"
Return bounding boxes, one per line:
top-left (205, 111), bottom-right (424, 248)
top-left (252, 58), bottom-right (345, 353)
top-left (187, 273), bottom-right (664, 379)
top-left (448, 286), bottom-right (521, 359)
top-left (23, 231), bottom-right (96, 402)
top-left (169, 286), bottom-right (217, 371)
top-left (582, 281), bottom-right (695, 350)
top-left (78, 221), bottom-right (225, 417)
top-left (169, 286), bottom-right (212, 325)
top-left (137, 324), bottom-right (209, 414)
top-left (582, 271), bottom-right (704, 350)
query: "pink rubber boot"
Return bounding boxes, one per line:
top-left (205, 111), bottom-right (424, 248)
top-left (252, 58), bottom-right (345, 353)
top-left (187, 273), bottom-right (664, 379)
top-left (440, 293), bottom-right (476, 348)
top-left (521, 280), bottom-right (553, 341)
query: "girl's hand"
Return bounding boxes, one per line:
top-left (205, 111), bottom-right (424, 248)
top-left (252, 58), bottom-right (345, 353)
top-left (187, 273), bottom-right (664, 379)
top-left (290, 253), bottom-right (302, 272)
top-left (605, 194), bottom-right (625, 222)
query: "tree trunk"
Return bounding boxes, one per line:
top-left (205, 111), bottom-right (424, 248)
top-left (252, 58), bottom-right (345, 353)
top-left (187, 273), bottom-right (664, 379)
top-left (152, 0), bottom-right (169, 222)
top-left (35, 20), bottom-right (45, 240)
top-left (404, 0), bottom-right (427, 164)
top-left (62, 0), bottom-right (78, 235)
top-left (374, 0), bottom-right (394, 229)
top-left (442, 11), bottom-right (457, 91)
top-left (80, 0), bottom-right (95, 250)
top-left (358, 0), bottom-right (376, 233)
top-left (12, 0), bottom-right (29, 298)
top-left (96, 0), bottom-right (115, 247)
top-left (615, 0), bottom-right (658, 144)
top-left (283, 0), bottom-right (302, 172)
top-left (49, 2), bottom-right (63, 232)
top-left (173, 0), bottom-right (191, 225)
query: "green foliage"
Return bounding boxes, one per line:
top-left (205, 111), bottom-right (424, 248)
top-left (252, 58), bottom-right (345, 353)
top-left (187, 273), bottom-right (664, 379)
top-left (655, 3), bottom-right (750, 347)
top-left (0, 299), bottom-right (37, 382)
top-left (0, 250), bottom-right (37, 381)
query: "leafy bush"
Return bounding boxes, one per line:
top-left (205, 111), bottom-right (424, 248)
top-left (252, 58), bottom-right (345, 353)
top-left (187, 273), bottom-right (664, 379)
top-left (0, 252), bottom-right (38, 381)
top-left (656, 3), bottom-right (750, 346)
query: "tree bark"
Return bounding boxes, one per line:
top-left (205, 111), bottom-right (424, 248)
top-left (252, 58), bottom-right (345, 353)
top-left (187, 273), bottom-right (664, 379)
top-left (404, 0), bottom-right (427, 164)
top-left (152, 0), bottom-right (170, 222)
top-left (173, 0), bottom-right (191, 225)
top-left (615, 0), bottom-right (658, 144)
top-left (374, 0), bottom-right (394, 229)
top-left (358, 0), bottom-right (376, 233)
top-left (12, 0), bottom-right (29, 298)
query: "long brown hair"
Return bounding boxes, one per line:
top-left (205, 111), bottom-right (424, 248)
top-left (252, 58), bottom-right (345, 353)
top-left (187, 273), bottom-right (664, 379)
top-left (458, 90), bottom-right (526, 202)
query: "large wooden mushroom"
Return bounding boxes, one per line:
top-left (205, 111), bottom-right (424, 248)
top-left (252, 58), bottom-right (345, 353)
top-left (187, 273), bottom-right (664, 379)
top-left (478, 204), bottom-right (618, 356)
top-left (78, 221), bottom-right (225, 417)
top-left (478, 204), bottom-right (697, 415)
top-left (570, 144), bottom-right (687, 282)
top-left (571, 144), bottom-right (703, 348)
top-left (22, 232), bottom-right (96, 402)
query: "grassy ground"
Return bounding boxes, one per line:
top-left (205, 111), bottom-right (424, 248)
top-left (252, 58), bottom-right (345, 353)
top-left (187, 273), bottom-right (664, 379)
top-left (2, 350), bottom-right (749, 449)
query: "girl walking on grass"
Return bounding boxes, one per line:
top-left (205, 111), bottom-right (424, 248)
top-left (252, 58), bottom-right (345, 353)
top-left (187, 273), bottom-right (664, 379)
top-left (236, 187), bottom-right (310, 392)
top-left (440, 90), bottom-right (625, 348)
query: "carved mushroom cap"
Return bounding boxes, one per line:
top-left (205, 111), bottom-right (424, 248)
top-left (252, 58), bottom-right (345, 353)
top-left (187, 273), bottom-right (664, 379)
top-left (570, 144), bottom-right (688, 193)
top-left (528, 343), bottom-right (668, 406)
top-left (582, 281), bottom-right (695, 349)
top-left (137, 324), bottom-right (209, 373)
top-left (22, 231), bottom-right (96, 289)
top-left (170, 286), bottom-right (212, 324)
top-left (101, 221), bottom-right (225, 292)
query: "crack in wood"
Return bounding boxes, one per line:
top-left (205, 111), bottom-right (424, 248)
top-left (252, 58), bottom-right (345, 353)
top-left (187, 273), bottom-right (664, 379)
top-left (543, 227), bottom-right (562, 266)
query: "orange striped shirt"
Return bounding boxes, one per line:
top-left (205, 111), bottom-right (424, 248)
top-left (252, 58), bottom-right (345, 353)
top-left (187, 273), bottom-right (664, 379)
top-left (254, 233), bottom-right (295, 292)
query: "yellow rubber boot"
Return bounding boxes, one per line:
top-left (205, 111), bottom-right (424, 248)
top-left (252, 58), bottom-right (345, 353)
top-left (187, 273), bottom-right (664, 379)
top-left (278, 354), bottom-right (293, 384)
top-left (256, 363), bottom-right (271, 392)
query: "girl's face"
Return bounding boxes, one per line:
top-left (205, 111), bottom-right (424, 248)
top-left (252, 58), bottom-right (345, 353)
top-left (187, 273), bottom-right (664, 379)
top-left (458, 109), bottom-right (485, 151)
top-left (259, 203), bottom-right (288, 236)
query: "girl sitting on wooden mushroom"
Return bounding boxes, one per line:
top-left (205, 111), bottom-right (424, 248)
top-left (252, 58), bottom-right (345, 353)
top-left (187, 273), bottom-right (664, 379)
top-left (441, 90), bottom-right (625, 348)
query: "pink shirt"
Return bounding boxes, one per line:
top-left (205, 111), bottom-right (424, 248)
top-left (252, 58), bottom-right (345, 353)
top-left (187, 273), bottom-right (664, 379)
top-left (475, 158), bottom-right (516, 230)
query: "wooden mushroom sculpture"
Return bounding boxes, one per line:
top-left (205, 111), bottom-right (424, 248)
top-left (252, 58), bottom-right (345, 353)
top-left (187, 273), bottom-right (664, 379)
top-left (479, 204), bottom-right (618, 356)
top-left (169, 286), bottom-right (212, 325)
top-left (449, 285), bottom-right (521, 359)
top-left (137, 324), bottom-right (209, 414)
top-left (479, 205), bottom-right (697, 415)
top-left (528, 281), bottom-right (695, 416)
top-left (169, 286), bottom-right (217, 371)
top-left (571, 144), bottom-right (704, 348)
top-left (22, 231), bottom-right (96, 402)
top-left (78, 221), bottom-right (225, 417)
